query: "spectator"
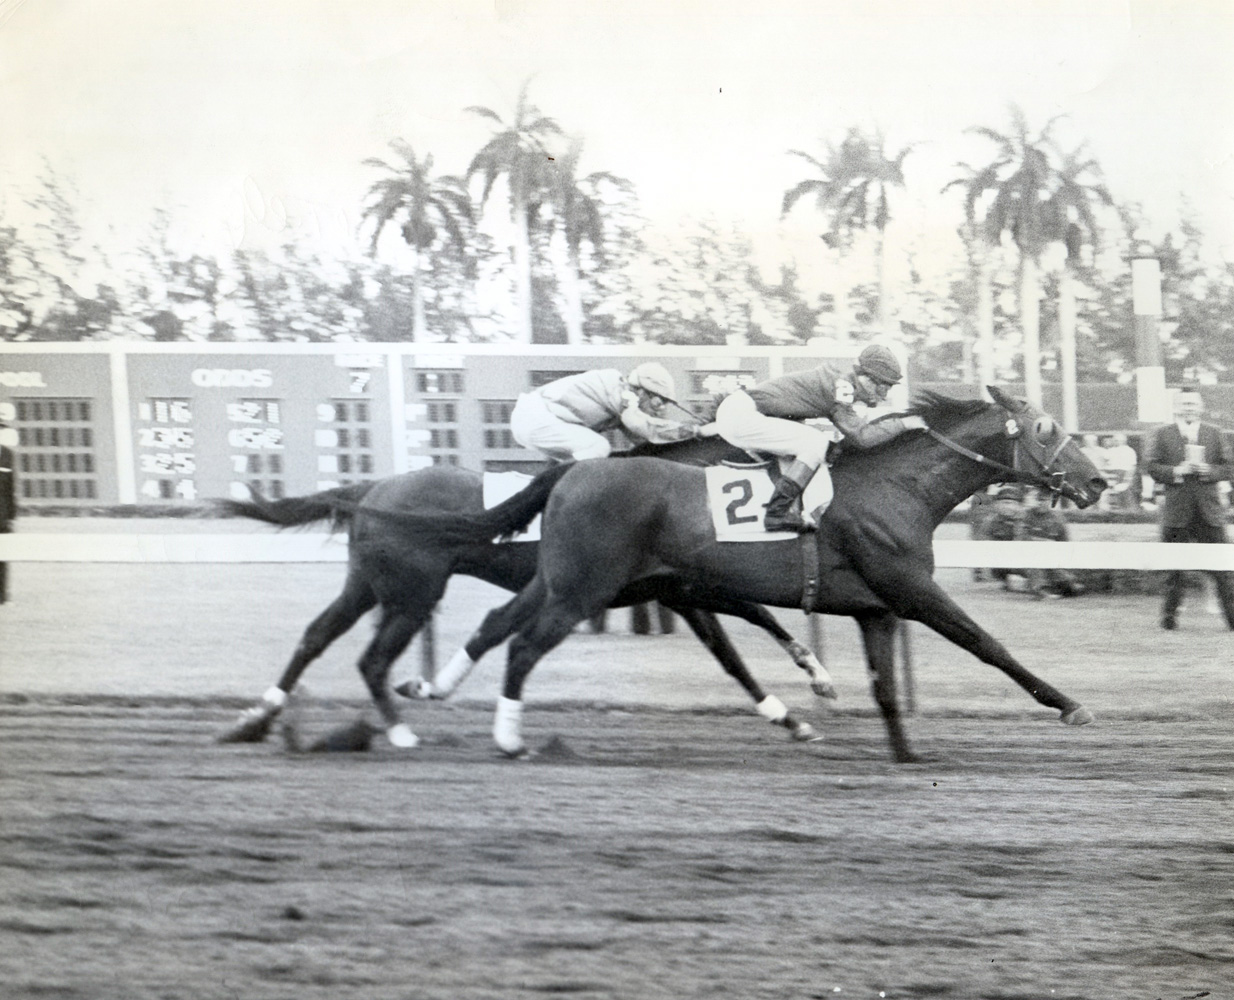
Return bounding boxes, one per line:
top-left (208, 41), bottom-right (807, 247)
top-left (1080, 433), bottom-right (1107, 471)
top-left (1017, 488), bottom-right (1085, 599)
top-left (0, 401), bottom-right (17, 604)
top-left (1099, 433), bottom-right (1140, 511)
top-left (1144, 386), bottom-right (1234, 631)
top-left (971, 485), bottom-right (1026, 585)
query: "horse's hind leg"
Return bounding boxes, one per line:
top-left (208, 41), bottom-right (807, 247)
top-left (855, 610), bottom-right (917, 763)
top-left (219, 572), bottom-right (377, 743)
top-left (358, 604), bottom-right (434, 748)
top-left (493, 598), bottom-right (588, 757)
top-left (671, 607), bottom-right (819, 742)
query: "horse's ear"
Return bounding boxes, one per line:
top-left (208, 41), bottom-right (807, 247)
top-left (986, 385), bottom-right (1024, 412)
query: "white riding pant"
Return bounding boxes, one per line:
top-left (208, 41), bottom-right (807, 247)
top-left (715, 390), bottom-right (835, 518)
top-left (510, 392), bottom-right (612, 461)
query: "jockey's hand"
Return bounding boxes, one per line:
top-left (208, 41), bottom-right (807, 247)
top-left (901, 415), bottom-right (928, 431)
top-left (694, 422), bottom-right (721, 438)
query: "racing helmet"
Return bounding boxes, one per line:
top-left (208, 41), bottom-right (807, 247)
top-left (627, 362), bottom-right (679, 402)
top-left (855, 344), bottom-right (903, 386)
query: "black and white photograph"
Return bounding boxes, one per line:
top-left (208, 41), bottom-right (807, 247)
top-left (2, 2), bottom-right (1233, 997)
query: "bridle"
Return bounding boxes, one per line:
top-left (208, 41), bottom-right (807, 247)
top-left (924, 410), bottom-right (1072, 505)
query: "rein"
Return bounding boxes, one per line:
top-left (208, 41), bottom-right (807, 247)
top-left (925, 425), bottom-right (1069, 504)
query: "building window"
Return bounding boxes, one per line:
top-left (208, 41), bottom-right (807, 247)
top-left (312, 397), bottom-right (376, 490)
top-left (416, 371), bottom-right (464, 394)
top-left (529, 370), bottom-right (583, 389)
top-left (481, 398), bottom-right (522, 451)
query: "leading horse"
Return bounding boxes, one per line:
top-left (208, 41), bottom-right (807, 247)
top-left (214, 433), bottom-right (835, 748)
top-left (383, 387), bottom-right (1106, 762)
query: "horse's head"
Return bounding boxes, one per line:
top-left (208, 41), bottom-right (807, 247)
top-left (983, 386), bottom-right (1107, 508)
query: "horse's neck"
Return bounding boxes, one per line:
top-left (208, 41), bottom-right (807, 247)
top-left (849, 430), bottom-right (1006, 528)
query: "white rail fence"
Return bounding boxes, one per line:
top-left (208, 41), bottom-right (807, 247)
top-left (3, 534), bottom-right (1233, 571)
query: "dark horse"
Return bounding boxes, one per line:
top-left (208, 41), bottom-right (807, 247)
top-left (215, 433), bottom-right (835, 748)
top-left (376, 387), bottom-right (1107, 762)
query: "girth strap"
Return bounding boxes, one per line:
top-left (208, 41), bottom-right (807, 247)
top-left (801, 532), bottom-right (820, 613)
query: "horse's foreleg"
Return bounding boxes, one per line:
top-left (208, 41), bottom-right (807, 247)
top-left (878, 572), bottom-right (1093, 726)
top-left (403, 578), bottom-right (549, 701)
top-left (856, 610), bottom-right (917, 763)
top-left (672, 607), bottom-right (819, 742)
top-left (218, 579), bottom-right (376, 743)
top-left (653, 589), bottom-right (837, 699)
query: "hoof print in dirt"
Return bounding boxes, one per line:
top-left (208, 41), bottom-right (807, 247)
top-left (536, 735), bottom-right (579, 762)
top-left (308, 719), bottom-right (377, 753)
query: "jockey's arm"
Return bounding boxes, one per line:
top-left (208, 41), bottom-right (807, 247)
top-left (619, 392), bottom-right (698, 445)
top-left (830, 406), bottom-right (921, 449)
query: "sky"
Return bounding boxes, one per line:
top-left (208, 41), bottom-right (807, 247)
top-left (1, 0), bottom-right (1232, 290)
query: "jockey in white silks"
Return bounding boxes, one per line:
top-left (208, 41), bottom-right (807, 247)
top-left (423, 362), bottom-right (701, 705)
top-left (714, 343), bottom-right (926, 533)
top-left (509, 362), bottom-right (700, 460)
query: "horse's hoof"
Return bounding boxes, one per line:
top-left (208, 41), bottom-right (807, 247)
top-left (811, 681), bottom-right (839, 700)
top-left (394, 679), bottom-right (438, 700)
top-left (218, 709), bottom-right (275, 744)
top-left (386, 723), bottom-right (420, 749)
top-left (790, 722), bottom-right (822, 742)
top-left (1061, 706), bottom-right (1095, 727)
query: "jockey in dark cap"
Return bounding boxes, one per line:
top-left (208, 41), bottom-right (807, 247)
top-left (714, 343), bottom-right (926, 532)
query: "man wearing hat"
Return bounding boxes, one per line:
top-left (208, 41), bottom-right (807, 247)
top-left (509, 361), bottom-right (701, 462)
top-left (0, 402), bottom-right (17, 604)
top-left (713, 343), bottom-right (926, 532)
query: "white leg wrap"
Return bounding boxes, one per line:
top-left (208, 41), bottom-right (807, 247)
top-left (261, 686), bottom-right (288, 709)
top-left (433, 648), bottom-right (477, 697)
top-left (493, 697), bottom-right (525, 754)
top-left (756, 695), bottom-right (789, 723)
top-left (386, 723), bottom-right (420, 749)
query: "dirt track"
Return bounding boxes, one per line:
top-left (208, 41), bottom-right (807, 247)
top-left (3, 695), bottom-right (1233, 1000)
top-left (3, 522), bottom-right (1234, 998)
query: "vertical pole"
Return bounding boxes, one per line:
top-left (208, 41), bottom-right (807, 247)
top-left (387, 346), bottom-right (408, 474)
top-left (807, 612), bottom-right (824, 664)
top-left (109, 345), bottom-right (137, 504)
top-left (1131, 248), bottom-right (1169, 424)
top-left (898, 620), bottom-right (916, 716)
top-left (419, 609), bottom-right (437, 683)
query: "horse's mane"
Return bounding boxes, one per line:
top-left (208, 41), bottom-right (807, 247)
top-left (902, 390), bottom-right (993, 427)
top-left (831, 391), bottom-right (996, 467)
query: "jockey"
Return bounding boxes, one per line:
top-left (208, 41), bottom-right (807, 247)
top-left (714, 343), bottom-right (927, 532)
top-left (509, 362), bottom-right (700, 461)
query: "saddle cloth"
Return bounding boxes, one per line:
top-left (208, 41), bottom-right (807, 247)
top-left (704, 464), bottom-right (828, 542)
top-left (483, 471), bottom-right (541, 541)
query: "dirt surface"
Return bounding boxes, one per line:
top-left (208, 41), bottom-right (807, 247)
top-left (3, 519), bottom-right (1234, 998)
top-left (2, 698), bottom-right (1233, 1000)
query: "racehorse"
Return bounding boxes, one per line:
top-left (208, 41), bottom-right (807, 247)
top-left (214, 433), bottom-right (836, 749)
top-left (374, 387), bottom-right (1107, 762)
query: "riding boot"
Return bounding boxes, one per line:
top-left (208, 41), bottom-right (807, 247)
top-left (764, 460), bottom-right (817, 533)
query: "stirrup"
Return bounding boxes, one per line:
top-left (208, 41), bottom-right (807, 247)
top-left (764, 512), bottom-right (815, 533)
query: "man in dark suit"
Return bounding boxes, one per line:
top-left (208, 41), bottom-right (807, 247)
top-left (0, 403), bottom-right (16, 604)
top-left (1145, 386), bottom-right (1234, 630)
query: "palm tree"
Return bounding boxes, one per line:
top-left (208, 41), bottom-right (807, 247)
top-left (946, 106), bottom-right (1064, 406)
top-left (467, 83), bottom-right (564, 343)
top-left (361, 140), bottom-right (472, 341)
top-left (782, 127), bottom-right (913, 339)
top-left (543, 138), bottom-right (630, 344)
top-left (1046, 146), bottom-right (1113, 430)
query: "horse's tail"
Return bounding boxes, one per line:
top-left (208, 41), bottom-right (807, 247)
top-left (336, 462), bottom-right (575, 543)
top-left (213, 482), bottom-right (376, 532)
